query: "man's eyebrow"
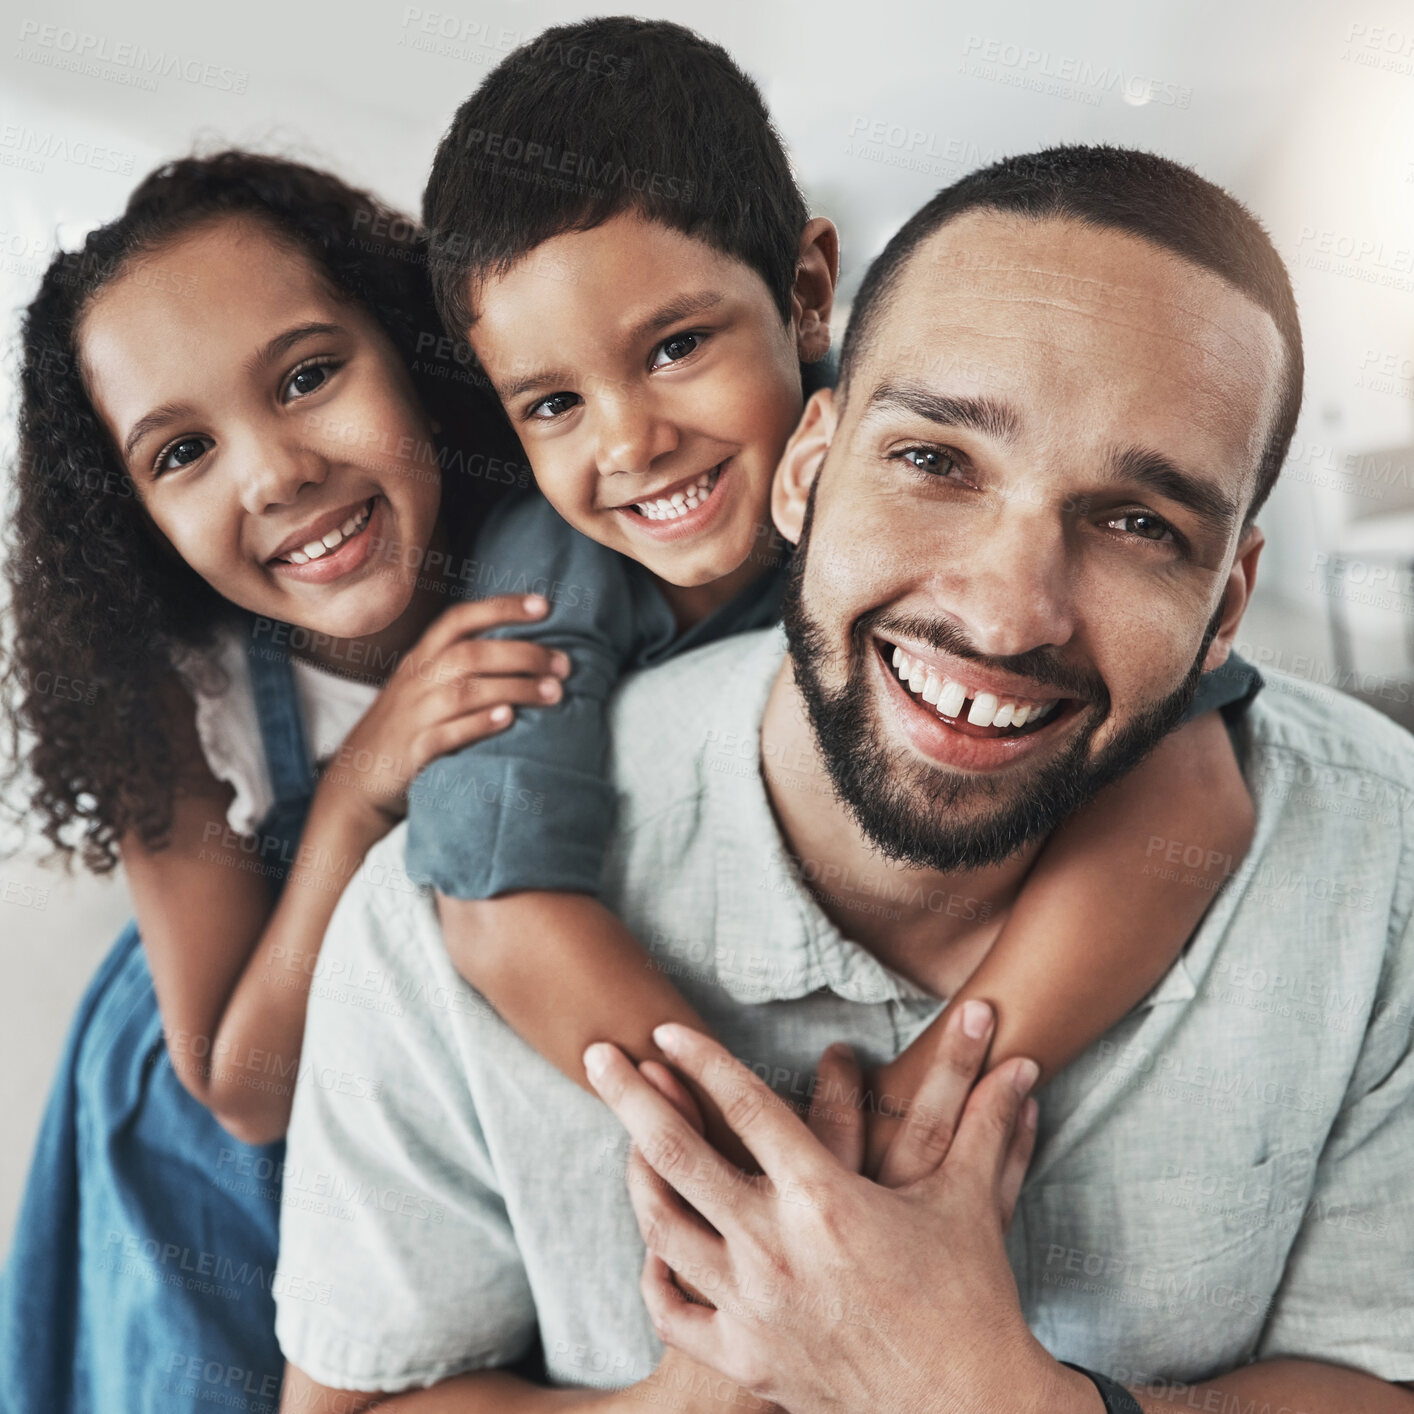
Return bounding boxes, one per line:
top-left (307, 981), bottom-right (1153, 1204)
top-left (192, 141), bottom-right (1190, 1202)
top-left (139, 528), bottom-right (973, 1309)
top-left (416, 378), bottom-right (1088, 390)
top-left (243, 320), bottom-right (347, 376)
top-left (496, 292), bottom-right (727, 406)
top-left (122, 402), bottom-right (195, 461)
top-left (864, 381), bottom-right (1021, 443)
top-left (1104, 446), bottom-right (1240, 540)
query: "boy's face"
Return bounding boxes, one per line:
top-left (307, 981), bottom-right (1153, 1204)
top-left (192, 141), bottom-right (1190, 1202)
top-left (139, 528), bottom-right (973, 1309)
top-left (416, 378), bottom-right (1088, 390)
top-left (466, 213), bottom-right (811, 595)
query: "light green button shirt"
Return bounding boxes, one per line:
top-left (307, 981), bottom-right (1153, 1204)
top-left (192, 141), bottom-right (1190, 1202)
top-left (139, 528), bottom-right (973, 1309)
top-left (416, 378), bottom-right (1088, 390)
top-left (275, 627), bottom-right (1414, 1394)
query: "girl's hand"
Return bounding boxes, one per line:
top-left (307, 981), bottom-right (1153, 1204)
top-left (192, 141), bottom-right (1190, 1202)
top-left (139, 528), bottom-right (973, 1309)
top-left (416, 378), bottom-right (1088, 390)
top-left (318, 593), bottom-right (570, 835)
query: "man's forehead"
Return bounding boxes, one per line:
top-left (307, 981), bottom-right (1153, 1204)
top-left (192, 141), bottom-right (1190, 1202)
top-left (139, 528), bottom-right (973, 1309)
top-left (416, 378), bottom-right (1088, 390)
top-left (873, 210), bottom-right (1280, 376)
top-left (857, 210), bottom-right (1283, 466)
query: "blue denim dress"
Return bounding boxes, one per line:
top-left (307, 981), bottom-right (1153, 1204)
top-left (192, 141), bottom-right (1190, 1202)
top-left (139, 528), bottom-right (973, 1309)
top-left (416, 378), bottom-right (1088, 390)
top-left (0, 630), bottom-right (316, 1413)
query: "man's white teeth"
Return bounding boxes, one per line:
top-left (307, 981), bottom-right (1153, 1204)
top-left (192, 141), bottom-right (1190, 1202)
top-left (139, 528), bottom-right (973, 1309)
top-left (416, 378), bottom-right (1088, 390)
top-left (890, 647), bottom-right (1057, 730)
top-left (282, 502), bottom-right (372, 564)
top-left (634, 467), bottom-right (720, 520)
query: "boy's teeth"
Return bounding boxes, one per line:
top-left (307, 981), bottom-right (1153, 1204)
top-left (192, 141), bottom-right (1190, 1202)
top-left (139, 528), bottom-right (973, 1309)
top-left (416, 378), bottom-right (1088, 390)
top-left (634, 467), bottom-right (720, 520)
top-left (890, 648), bottom-right (1057, 732)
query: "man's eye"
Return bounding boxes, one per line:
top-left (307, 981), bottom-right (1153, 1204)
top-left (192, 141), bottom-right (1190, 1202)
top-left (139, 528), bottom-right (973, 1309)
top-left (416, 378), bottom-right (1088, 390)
top-left (651, 332), bottom-right (701, 368)
top-left (283, 360), bottom-right (338, 401)
top-left (896, 446), bottom-right (962, 478)
top-left (1111, 512), bottom-right (1176, 544)
top-left (527, 392), bottom-right (582, 420)
top-left (154, 435), bottom-right (212, 474)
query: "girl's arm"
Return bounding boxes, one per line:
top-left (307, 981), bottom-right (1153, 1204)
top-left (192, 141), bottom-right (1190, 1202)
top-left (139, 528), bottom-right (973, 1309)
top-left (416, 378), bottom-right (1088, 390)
top-left (122, 595), bottom-right (565, 1146)
top-left (867, 708), bottom-right (1255, 1178)
top-left (121, 677), bottom-right (389, 1147)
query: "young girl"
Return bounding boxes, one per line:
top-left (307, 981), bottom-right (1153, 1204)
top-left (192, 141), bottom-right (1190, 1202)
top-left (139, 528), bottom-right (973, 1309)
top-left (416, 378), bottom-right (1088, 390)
top-left (0, 152), bottom-right (567, 1413)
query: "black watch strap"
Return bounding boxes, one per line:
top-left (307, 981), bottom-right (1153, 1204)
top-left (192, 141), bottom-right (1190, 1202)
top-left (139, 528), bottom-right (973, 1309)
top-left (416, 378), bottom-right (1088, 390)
top-left (1062, 1362), bottom-right (1145, 1414)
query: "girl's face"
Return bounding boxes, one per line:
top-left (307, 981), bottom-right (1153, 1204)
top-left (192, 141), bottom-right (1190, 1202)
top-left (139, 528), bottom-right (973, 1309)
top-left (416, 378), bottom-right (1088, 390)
top-left (80, 215), bottom-right (442, 642)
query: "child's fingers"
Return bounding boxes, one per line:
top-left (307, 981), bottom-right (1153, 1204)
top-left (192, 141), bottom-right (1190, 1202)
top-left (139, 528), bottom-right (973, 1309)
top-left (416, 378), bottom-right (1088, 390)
top-left (877, 1000), bottom-right (994, 1189)
top-left (411, 704), bottom-right (516, 767)
top-left (413, 593), bottom-right (551, 657)
top-left (998, 1097), bottom-right (1038, 1232)
top-left (432, 638), bottom-right (570, 684)
top-left (428, 672), bottom-right (564, 726)
top-left (807, 1044), bottom-right (865, 1173)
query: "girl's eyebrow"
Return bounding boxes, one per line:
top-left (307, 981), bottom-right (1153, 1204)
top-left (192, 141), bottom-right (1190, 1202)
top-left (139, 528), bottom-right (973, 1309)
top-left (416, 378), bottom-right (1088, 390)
top-left (244, 320), bottom-right (347, 375)
top-left (122, 322), bottom-right (349, 461)
top-left (123, 401), bottom-right (194, 461)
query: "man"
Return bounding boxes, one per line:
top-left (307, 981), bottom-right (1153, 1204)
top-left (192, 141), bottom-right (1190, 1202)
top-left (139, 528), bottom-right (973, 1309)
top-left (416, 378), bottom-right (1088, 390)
top-left (274, 149), bottom-right (1414, 1411)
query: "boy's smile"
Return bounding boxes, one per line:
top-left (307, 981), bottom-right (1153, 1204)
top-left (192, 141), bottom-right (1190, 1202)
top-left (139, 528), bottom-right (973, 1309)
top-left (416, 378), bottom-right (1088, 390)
top-left (466, 212), bottom-right (833, 626)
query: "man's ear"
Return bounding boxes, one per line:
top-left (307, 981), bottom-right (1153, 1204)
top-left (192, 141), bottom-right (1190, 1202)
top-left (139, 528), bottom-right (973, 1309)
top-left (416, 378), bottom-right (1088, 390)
top-left (791, 218), bottom-right (839, 365)
top-left (1202, 523), bottom-right (1264, 671)
top-left (773, 387), bottom-right (836, 545)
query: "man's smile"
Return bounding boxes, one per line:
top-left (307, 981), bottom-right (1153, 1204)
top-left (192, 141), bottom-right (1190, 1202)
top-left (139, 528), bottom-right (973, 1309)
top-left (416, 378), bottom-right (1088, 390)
top-left (872, 634), bottom-right (1087, 770)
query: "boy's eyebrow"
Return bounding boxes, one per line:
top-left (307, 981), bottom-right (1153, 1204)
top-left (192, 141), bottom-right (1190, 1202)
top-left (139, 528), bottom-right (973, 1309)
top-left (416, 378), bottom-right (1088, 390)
top-left (497, 291), bottom-right (728, 404)
top-left (624, 290), bottom-right (726, 346)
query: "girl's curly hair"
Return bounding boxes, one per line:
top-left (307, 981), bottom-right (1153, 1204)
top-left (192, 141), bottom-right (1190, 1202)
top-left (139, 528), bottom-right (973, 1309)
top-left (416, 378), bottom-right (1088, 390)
top-left (2, 150), bottom-right (516, 872)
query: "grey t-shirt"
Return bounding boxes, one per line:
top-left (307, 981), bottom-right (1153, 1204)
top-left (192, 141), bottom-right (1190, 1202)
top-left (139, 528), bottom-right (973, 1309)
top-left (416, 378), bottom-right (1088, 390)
top-left (275, 628), bottom-right (1414, 1394)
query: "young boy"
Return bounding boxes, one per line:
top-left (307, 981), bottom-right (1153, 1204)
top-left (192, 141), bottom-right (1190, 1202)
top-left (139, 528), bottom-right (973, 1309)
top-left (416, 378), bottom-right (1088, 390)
top-left (406, 16), bottom-right (1260, 1167)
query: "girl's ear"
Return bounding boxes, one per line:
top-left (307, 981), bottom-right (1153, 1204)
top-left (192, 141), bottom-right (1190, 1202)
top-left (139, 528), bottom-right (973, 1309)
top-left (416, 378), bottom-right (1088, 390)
top-left (773, 387), bottom-right (836, 545)
top-left (791, 218), bottom-right (839, 365)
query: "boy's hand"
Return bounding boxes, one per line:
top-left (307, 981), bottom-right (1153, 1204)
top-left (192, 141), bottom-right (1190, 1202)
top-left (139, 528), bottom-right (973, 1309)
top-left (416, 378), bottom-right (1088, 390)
top-left (318, 593), bottom-right (570, 836)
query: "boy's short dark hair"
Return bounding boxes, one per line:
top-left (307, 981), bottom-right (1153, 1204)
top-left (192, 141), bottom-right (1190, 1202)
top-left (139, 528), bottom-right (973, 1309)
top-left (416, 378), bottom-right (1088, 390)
top-left (840, 146), bottom-right (1303, 527)
top-left (423, 16), bottom-right (808, 337)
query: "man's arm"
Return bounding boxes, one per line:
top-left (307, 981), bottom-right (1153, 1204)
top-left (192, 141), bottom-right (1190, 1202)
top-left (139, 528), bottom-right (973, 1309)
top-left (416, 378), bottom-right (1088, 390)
top-left (1126, 1363), bottom-right (1414, 1412)
top-left (279, 1351), bottom-right (775, 1412)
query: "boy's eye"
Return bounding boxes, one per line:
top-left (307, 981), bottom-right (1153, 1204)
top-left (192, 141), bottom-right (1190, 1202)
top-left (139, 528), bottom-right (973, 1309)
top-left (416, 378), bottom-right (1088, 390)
top-left (1108, 511), bottom-right (1177, 545)
top-left (283, 360), bottom-right (338, 402)
top-left (651, 332), bottom-right (701, 368)
top-left (527, 392), bottom-right (582, 421)
top-left (154, 435), bottom-right (212, 474)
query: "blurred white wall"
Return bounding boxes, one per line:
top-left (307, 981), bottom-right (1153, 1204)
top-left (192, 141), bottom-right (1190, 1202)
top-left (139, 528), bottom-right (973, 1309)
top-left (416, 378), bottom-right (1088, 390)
top-left (3, 0), bottom-right (1413, 1252)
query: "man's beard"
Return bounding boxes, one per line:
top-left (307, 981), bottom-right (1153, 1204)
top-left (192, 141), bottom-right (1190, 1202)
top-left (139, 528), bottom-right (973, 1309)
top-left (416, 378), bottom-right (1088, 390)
top-left (780, 490), bottom-right (1224, 873)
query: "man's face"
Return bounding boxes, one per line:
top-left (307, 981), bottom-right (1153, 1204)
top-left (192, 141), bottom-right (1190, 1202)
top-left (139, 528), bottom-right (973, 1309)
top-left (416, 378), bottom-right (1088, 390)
top-left (468, 213), bottom-right (808, 591)
top-left (779, 211), bottom-right (1281, 871)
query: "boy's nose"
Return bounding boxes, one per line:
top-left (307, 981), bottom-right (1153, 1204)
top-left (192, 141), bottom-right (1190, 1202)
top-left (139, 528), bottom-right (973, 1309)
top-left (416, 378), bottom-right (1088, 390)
top-left (593, 397), bottom-right (679, 478)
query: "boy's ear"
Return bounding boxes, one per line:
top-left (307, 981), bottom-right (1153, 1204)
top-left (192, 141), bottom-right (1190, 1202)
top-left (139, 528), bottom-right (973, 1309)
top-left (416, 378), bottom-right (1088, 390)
top-left (791, 218), bottom-right (839, 365)
top-left (773, 387), bottom-right (836, 545)
top-left (1201, 523), bottom-right (1264, 672)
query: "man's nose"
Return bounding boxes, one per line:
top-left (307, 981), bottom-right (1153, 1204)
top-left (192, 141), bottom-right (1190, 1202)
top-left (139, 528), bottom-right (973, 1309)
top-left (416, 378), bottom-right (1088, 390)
top-left (934, 508), bottom-right (1077, 658)
top-left (592, 390), bottom-right (679, 477)
top-left (235, 436), bottom-right (327, 516)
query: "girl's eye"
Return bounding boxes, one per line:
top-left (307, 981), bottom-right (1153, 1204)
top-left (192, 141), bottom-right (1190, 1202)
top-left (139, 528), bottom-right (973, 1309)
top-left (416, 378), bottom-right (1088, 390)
top-left (896, 446), bottom-right (963, 478)
top-left (155, 436), bottom-right (212, 474)
top-left (283, 360), bottom-right (337, 401)
top-left (651, 332), bottom-right (701, 369)
top-left (527, 392), bottom-right (582, 421)
top-left (1110, 512), bottom-right (1177, 544)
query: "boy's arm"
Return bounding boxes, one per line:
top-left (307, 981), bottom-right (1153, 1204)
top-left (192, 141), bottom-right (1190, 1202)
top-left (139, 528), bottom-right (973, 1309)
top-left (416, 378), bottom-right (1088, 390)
top-left (870, 710), bottom-right (1254, 1177)
top-left (439, 892), bottom-right (751, 1169)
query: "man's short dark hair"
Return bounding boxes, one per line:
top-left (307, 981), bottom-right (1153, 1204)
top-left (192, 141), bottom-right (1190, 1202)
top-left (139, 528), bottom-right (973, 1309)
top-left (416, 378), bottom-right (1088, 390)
top-left (422, 16), bottom-right (808, 338)
top-left (839, 146), bottom-right (1303, 526)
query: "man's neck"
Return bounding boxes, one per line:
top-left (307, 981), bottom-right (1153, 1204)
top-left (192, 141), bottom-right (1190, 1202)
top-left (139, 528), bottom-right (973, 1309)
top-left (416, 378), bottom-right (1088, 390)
top-left (758, 654), bottom-right (1046, 1000)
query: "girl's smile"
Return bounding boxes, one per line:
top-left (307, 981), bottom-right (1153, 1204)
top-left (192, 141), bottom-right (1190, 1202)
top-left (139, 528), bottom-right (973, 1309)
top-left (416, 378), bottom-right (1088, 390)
top-left (79, 214), bottom-right (444, 651)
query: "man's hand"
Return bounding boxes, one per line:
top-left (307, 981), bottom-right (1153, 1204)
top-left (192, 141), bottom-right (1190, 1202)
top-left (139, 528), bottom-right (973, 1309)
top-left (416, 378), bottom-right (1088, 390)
top-left (585, 1015), bottom-right (1097, 1414)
